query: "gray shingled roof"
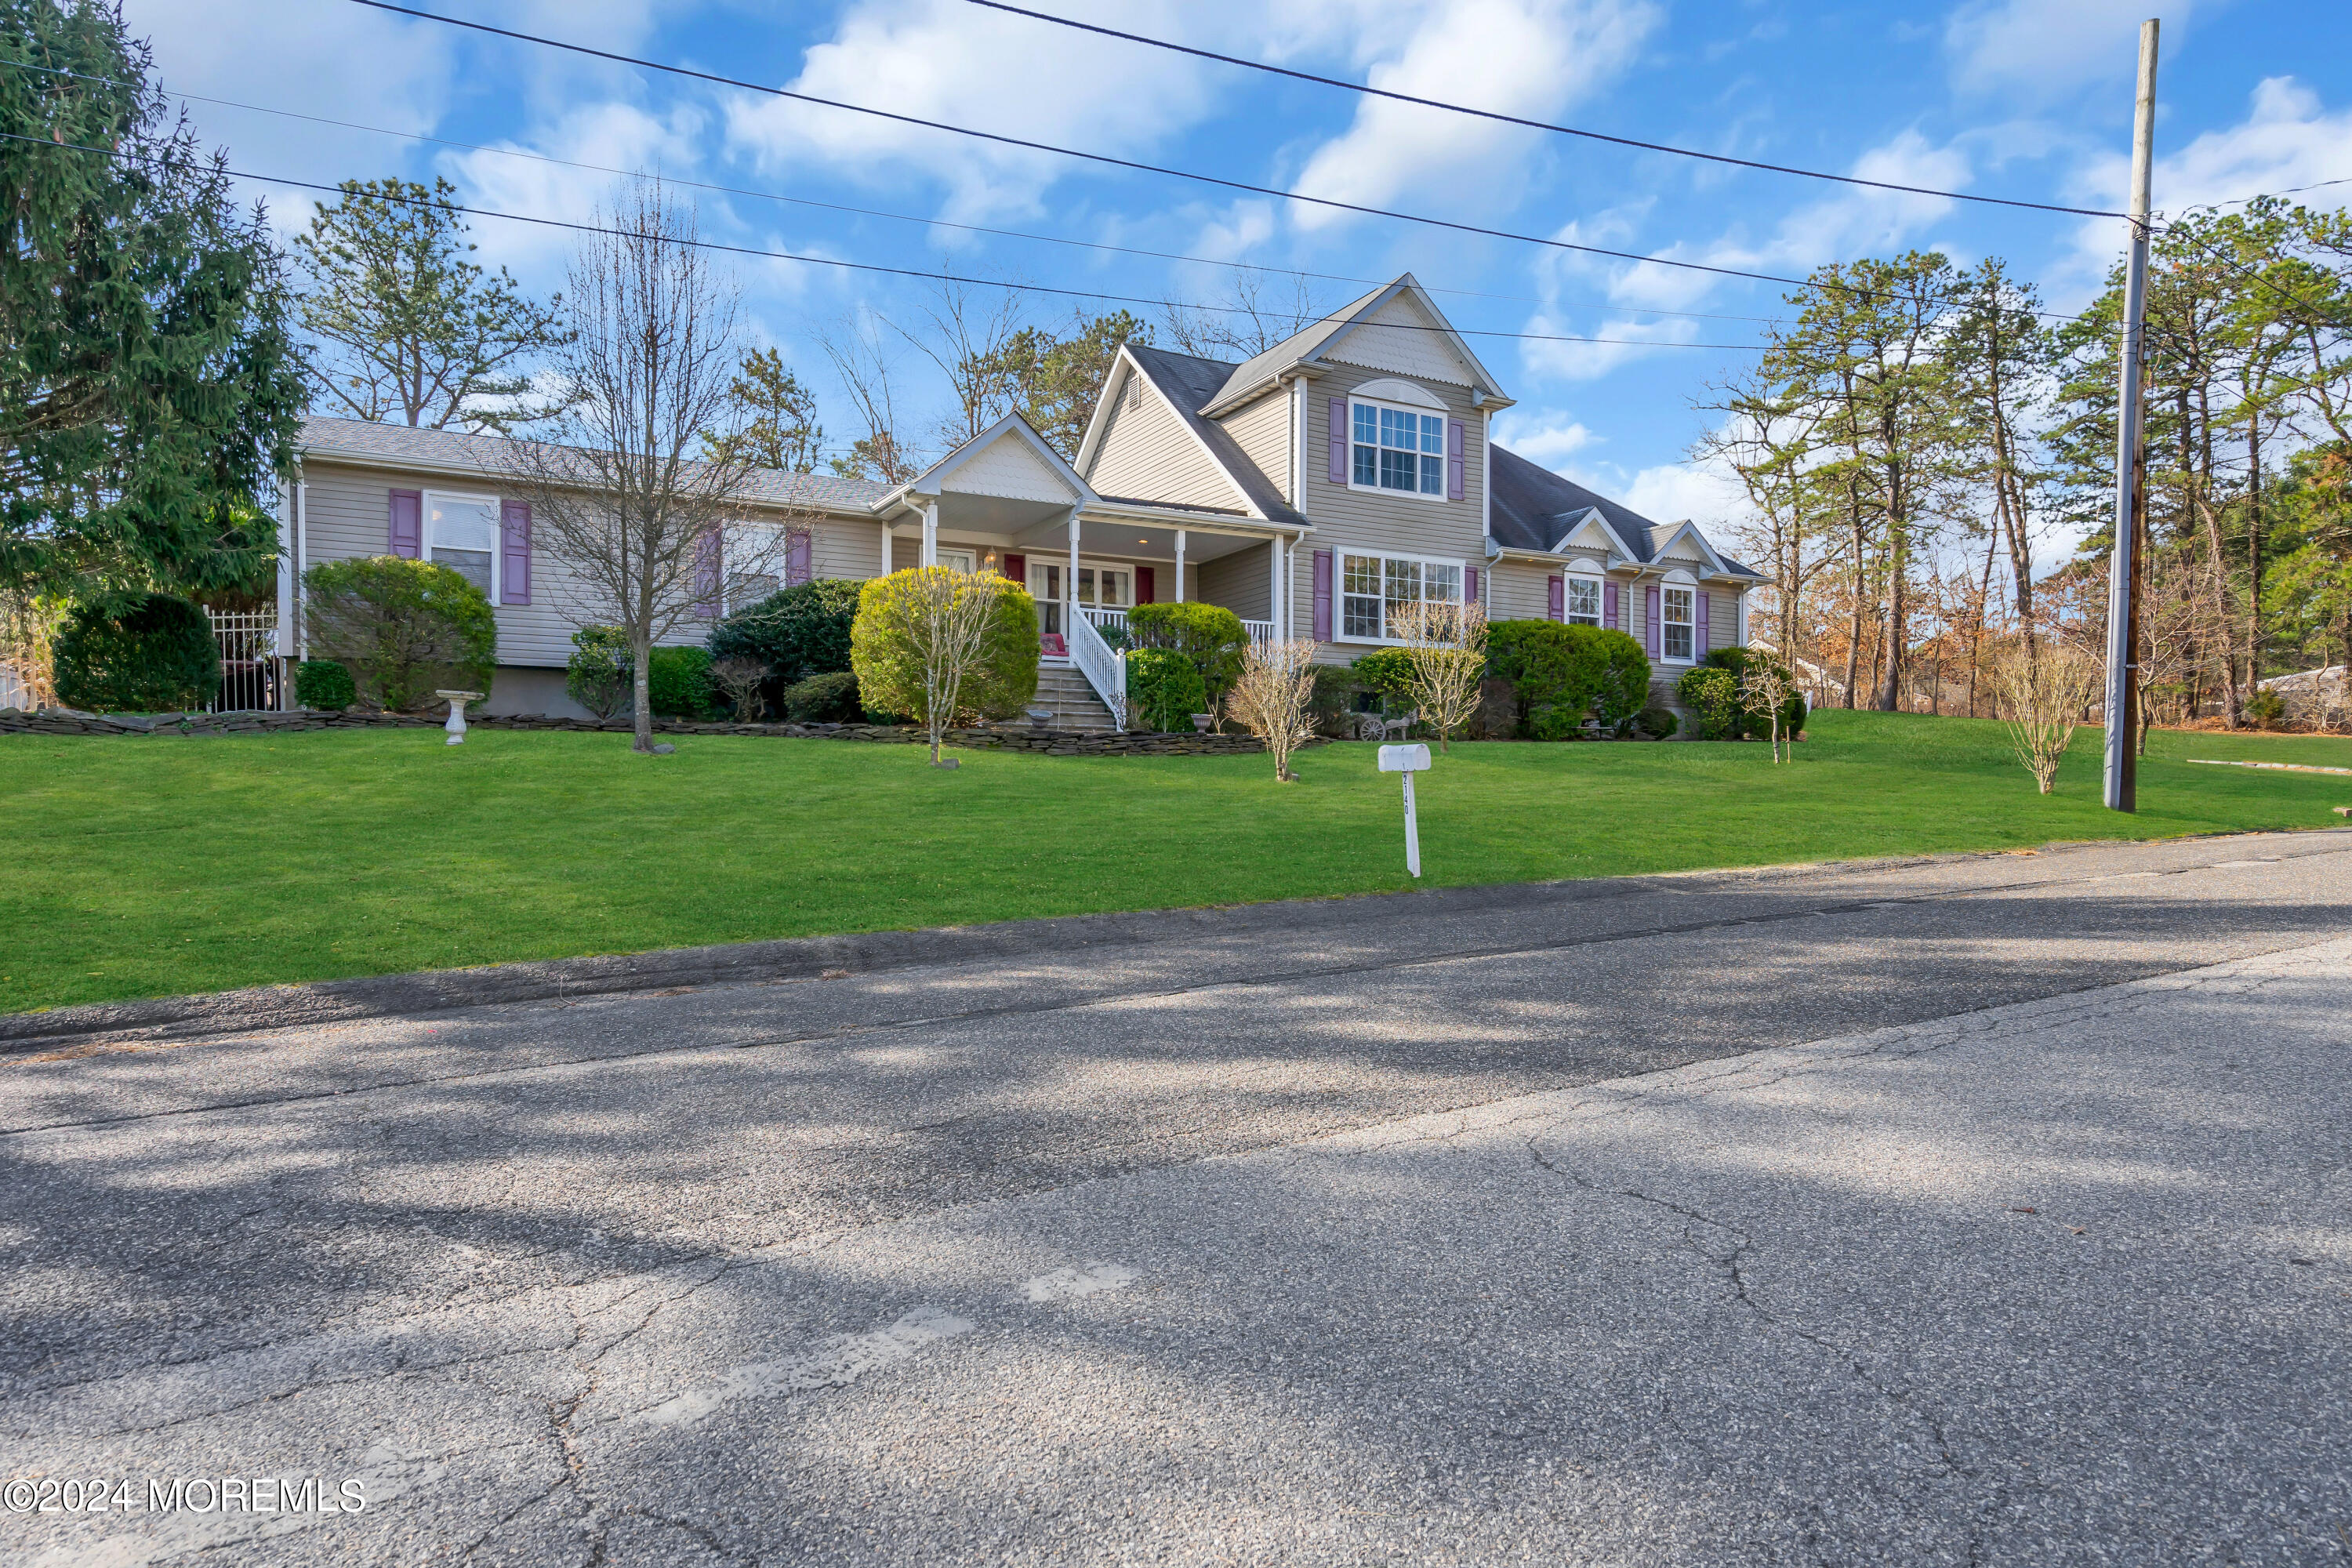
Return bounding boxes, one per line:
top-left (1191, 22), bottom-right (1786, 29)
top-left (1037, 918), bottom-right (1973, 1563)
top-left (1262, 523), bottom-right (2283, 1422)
top-left (1487, 444), bottom-right (1761, 576)
top-left (1122, 347), bottom-right (1306, 525)
top-left (1207, 281), bottom-right (1389, 408)
top-left (297, 416), bottom-right (892, 512)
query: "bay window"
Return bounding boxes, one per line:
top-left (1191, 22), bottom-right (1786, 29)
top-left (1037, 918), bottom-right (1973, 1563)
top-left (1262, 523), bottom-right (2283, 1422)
top-left (1350, 400), bottom-right (1446, 496)
top-left (1339, 551), bottom-right (1463, 641)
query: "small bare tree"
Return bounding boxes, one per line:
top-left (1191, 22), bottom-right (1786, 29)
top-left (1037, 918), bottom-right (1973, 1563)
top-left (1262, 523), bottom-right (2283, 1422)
top-left (499, 180), bottom-right (776, 754)
top-left (709, 655), bottom-right (768, 721)
top-left (1394, 599), bottom-right (1487, 753)
top-left (1226, 637), bottom-right (1319, 782)
top-left (851, 566), bottom-right (1009, 766)
top-left (816, 312), bottom-right (920, 485)
top-left (1162, 266), bottom-right (1319, 358)
top-left (1739, 661), bottom-right (1798, 763)
top-left (889, 274), bottom-right (1029, 452)
top-left (1989, 639), bottom-right (2100, 794)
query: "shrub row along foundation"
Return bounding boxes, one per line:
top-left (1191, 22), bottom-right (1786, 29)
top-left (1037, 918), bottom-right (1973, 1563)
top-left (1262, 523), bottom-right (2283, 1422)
top-left (0, 706), bottom-right (1312, 757)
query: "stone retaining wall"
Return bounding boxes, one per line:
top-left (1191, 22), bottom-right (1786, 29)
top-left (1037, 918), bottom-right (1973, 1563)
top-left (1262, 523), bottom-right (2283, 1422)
top-left (0, 706), bottom-right (1305, 757)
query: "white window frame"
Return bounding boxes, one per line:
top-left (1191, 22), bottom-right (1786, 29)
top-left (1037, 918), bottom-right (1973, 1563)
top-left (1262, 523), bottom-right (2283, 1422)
top-left (1347, 397), bottom-right (1449, 503)
top-left (1564, 569), bottom-right (1603, 627)
top-left (423, 488), bottom-right (500, 604)
top-left (1661, 581), bottom-right (1697, 664)
top-left (1336, 550), bottom-right (1465, 644)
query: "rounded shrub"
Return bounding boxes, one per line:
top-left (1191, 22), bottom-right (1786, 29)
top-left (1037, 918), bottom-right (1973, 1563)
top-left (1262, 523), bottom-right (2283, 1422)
top-left (1350, 646), bottom-right (1416, 702)
top-left (294, 659), bottom-right (356, 711)
top-left (565, 626), bottom-right (633, 720)
top-left (52, 593), bottom-right (220, 713)
top-left (1526, 702), bottom-right (1587, 742)
top-left (1127, 602), bottom-right (1246, 705)
top-left (1675, 666), bottom-right (1740, 739)
top-left (1702, 645), bottom-right (1807, 738)
top-left (850, 568), bottom-right (1040, 729)
top-left (709, 578), bottom-right (864, 711)
top-left (1484, 620), bottom-right (1649, 735)
top-left (782, 669), bottom-right (864, 723)
top-left (647, 645), bottom-right (715, 718)
top-left (1126, 647), bottom-right (1208, 732)
top-left (303, 556), bottom-right (495, 711)
top-left (1636, 703), bottom-right (1679, 739)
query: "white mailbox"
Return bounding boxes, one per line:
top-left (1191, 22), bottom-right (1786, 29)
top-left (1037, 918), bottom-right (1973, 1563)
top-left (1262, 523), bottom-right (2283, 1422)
top-left (1377, 743), bottom-right (1432, 877)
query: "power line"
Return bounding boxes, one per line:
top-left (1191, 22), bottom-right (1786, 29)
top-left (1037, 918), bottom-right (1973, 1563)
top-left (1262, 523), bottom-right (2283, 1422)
top-left (344, 0), bottom-right (2098, 321)
top-left (967, 0), bottom-right (2124, 220)
top-left (0, 125), bottom-right (1768, 351)
top-left (6, 60), bottom-right (1787, 329)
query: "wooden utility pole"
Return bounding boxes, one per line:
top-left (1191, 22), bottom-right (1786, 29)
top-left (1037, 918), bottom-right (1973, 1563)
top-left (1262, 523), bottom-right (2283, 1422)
top-left (2103, 19), bottom-right (2158, 811)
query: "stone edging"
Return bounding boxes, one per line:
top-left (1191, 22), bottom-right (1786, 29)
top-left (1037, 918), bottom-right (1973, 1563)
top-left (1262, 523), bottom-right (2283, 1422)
top-left (0, 706), bottom-right (1301, 757)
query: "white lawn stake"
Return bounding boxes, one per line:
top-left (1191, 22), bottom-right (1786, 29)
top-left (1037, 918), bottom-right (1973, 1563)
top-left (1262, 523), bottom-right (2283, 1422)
top-left (1377, 742), bottom-right (1432, 877)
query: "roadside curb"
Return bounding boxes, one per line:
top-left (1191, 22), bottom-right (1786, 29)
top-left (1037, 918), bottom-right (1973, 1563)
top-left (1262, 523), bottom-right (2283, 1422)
top-left (6, 828), bottom-right (2346, 1053)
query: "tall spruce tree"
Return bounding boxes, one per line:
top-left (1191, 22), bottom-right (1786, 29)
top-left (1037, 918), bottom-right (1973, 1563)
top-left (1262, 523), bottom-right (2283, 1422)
top-left (0, 0), bottom-right (303, 605)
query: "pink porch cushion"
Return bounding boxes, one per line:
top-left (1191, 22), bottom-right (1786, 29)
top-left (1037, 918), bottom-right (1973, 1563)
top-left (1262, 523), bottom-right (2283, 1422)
top-left (1040, 633), bottom-right (1068, 657)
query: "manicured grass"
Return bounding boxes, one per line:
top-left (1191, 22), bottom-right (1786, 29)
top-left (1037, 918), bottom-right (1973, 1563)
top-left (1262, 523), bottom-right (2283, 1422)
top-left (5, 710), bottom-right (2348, 1013)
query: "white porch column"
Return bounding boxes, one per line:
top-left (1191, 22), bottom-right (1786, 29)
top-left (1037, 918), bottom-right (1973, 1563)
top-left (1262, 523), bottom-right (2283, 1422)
top-left (1174, 530), bottom-right (1186, 602)
top-left (1066, 507), bottom-right (1081, 627)
top-left (1269, 537), bottom-right (1284, 638)
top-left (920, 499), bottom-right (938, 568)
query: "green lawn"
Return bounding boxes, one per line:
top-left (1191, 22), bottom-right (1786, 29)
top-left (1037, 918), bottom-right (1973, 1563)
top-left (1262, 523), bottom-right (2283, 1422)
top-left (5, 710), bottom-right (2349, 1014)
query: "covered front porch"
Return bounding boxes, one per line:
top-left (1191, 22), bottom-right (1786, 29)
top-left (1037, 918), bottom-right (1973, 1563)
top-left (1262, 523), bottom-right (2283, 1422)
top-left (871, 414), bottom-right (1301, 730)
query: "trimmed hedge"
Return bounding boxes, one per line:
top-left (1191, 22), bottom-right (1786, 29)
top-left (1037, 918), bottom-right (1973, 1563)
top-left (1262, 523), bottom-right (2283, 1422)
top-left (1350, 647), bottom-right (1414, 701)
top-left (1675, 666), bottom-right (1741, 740)
top-left (303, 556), bottom-right (495, 711)
top-left (294, 659), bottom-right (356, 711)
top-left (53, 593), bottom-right (220, 713)
top-left (565, 627), bottom-right (632, 720)
top-left (1485, 620), bottom-right (1649, 737)
top-left (1127, 646), bottom-right (1208, 733)
top-left (849, 568), bottom-right (1040, 728)
top-left (648, 645), bottom-right (715, 718)
top-left (782, 669), bottom-right (864, 723)
top-left (709, 578), bottom-right (863, 710)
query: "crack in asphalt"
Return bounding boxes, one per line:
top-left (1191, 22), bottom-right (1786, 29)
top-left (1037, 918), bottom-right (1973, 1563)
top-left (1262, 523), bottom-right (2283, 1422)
top-left (9, 841), bottom-right (2347, 1139)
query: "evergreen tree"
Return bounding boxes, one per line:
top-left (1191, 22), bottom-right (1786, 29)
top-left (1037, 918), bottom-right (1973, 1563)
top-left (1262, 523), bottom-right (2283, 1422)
top-left (703, 347), bottom-right (823, 472)
top-left (293, 176), bottom-right (568, 434)
top-left (0, 0), bottom-right (303, 605)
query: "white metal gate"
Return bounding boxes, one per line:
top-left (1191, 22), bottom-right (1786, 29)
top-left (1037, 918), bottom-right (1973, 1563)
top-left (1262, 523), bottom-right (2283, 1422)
top-left (205, 608), bottom-right (280, 712)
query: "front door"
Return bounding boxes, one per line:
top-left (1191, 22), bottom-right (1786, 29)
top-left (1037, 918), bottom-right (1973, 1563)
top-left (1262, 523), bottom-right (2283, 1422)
top-left (1027, 561), bottom-right (1063, 638)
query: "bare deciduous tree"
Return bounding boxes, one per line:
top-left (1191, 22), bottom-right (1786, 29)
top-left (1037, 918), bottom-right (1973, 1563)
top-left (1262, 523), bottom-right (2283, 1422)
top-left (709, 655), bottom-right (769, 721)
top-left (888, 274), bottom-right (1029, 452)
top-left (816, 312), bottom-right (920, 485)
top-left (1739, 661), bottom-right (1798, 763)
top-left (497, 180), bottom-right (775, 754)
top-left (1394, 599), bottom-right (1487, 753)
top-left (1226, 637), bottom-right (1319, 782)
top-left (1989, 638), bottom-right (2100, 793)
top-left (1161, 266), bottom-right (1319, 359)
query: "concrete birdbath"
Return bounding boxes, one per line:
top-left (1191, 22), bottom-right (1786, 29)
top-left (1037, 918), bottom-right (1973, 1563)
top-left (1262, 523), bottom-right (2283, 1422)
top-left (437, 690), bottom-right (483, 745)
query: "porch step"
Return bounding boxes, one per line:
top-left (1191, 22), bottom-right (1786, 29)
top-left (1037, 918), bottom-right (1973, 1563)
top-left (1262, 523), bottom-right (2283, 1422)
top-left (1024, 665), bottom-right (1120, 733)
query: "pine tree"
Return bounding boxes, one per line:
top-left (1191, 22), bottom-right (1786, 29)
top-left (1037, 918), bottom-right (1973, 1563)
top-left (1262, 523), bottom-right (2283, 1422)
top-left (0, 0), bottom-right (304, 605)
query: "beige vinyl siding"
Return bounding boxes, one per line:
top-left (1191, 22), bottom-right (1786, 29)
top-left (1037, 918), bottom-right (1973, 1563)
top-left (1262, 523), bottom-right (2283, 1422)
top-left (1217, 387), bottom-right (1292, 507)
top-left (1083, 379), bottom-right (1244, 512)
top-left (1708, 588), bottom-right (1740, 651)
top-left (1290, 362), bottom-right (1488, 662)
top-left (300, 458), bottom-right (878, 669)
top-left (1197, 540), bottom-right (1276, 621)
top-left (1487, 561), bottom-right (1553, 623)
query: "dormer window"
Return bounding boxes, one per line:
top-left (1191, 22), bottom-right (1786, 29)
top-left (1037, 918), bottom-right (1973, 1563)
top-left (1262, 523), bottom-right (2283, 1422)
top-left (1351, 400), bottom-right (1445, 496)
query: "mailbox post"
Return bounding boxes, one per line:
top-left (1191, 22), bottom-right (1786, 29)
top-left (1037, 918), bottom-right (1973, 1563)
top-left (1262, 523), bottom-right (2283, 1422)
top-left (1377, 742), bottom-right (1431, 877)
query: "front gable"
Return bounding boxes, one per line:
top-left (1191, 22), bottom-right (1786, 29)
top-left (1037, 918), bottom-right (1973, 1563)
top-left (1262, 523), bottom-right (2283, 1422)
top-left (1323, 289), bottom-right (1480, 388)
top-left (941, 426), bottom-right (1076, 503)
top-left (1649, 520), bottom-right (1732, 577)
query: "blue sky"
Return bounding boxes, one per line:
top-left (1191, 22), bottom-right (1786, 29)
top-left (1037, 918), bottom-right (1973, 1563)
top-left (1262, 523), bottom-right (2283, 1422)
top-left (129, 0), bottom-right (2352, 542)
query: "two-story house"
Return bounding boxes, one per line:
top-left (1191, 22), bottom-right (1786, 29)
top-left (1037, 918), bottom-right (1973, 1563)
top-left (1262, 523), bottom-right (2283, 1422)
top-left (280, 274), bottom-right (1763, 729)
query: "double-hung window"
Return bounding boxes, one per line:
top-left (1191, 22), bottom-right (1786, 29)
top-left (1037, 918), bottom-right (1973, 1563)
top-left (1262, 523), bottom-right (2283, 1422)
top-left (1566, 575), bottom-right (1602, 626)
top-left (1351, 401), bottom-right (1446, 497)
top-left (426, 492), bottom-right (499, 600)
top-left (1663, 586), bottom-right (1695, 661)
top-left (1339, 551), bottom-right (1463, 641)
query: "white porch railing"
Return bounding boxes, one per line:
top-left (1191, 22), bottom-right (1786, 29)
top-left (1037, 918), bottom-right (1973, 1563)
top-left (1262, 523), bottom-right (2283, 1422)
top-left (1241, 619), bottom-right (1276, 648)
top-left (1065, 605), bottom-right (1127, 731)
top-left (1078, 605), bottom-right (1128, 641)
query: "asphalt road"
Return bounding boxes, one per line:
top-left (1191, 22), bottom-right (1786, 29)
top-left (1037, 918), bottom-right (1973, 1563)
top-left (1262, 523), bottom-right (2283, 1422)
top-left (3, 831), bottom-right (2349, 1565)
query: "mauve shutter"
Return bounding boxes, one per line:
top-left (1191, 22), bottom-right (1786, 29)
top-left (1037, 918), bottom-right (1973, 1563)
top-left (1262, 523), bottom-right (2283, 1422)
top-left (387, 489), bottom-right (422, 558)
top-left (1465, 566), bottom-right (1479, 605)
top-left (1003, 552), bottom-right (1025, 586)
top-left (1696, 589), bottom-right (1710, 652)
top-left (694, 531), bottom-right (721, 618)
top-left (1312, 549), bottom-right (1334, 641)
top-left (787, 531), bottom-right (813, 586)
top-left (499, 500), bottom-right (531, 604)
top-left (1327, 399), bottom-right (1348, 485)
top-left (1135, 566), bottom-right (1155, 604)
top-left (1645, 586), bottom-right (1661, 657)
top-left (1604, 580), bottom-right (1620, 630)
top-left (1446, 420), bottom-right (1466, 500)
top-left (1547, 575), bottom-right (1563, 622)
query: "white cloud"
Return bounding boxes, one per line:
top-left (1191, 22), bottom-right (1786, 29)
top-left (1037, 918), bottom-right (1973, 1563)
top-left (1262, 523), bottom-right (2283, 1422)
top-left (1944, 0), bottom-right (2195, 100)
top-left (1610, 459), bottom-right (1750, 529)
top-left (1287, 0), bottom-right (1660, 229)
top-left (2052, 76), bottom-right (2352, 297)
top-left (1490, 415), bottom-right (1599, 463)
top-left (725, 0), bottom-right (1221, 224)
top-left (442, 103), bottom-right (714, 281)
